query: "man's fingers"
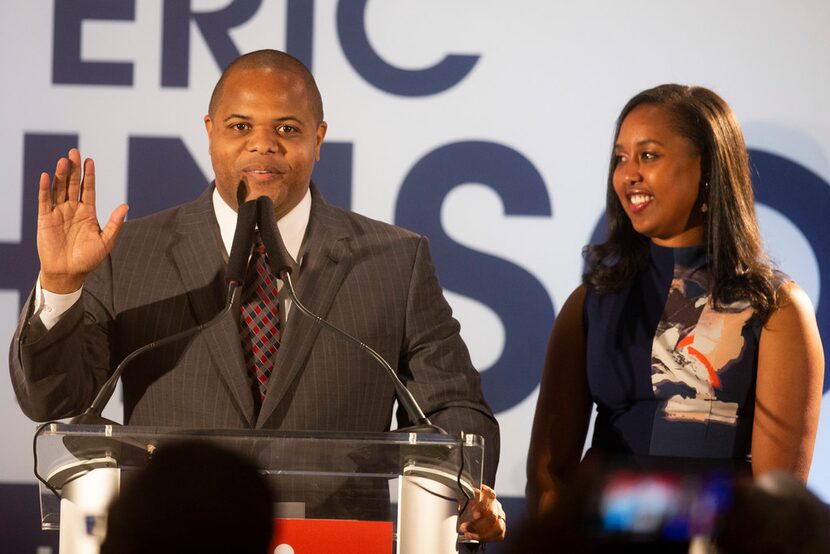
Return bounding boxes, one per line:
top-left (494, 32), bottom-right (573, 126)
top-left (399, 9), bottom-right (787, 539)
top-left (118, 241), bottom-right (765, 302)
top-left (463, 516), bottom-right (506, 542)
top-left (460, 487), bottom-right (506, 542)
top-left (66, 149), bottom-right (82, 202)
top-left (81, 157), bottom-right (96, 205)
top-left (480, 485), bottom-right (497, 501)
top-left (38, 172), bottom-right (52, 216)
top-left (51, 157), bottom-right (69, 205)
top-left (100, 204), bottom-right (129, 252)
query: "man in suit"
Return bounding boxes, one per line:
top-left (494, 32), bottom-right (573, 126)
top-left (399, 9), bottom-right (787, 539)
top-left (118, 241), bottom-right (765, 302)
top-left (9, 50), bottom-right (505, 541)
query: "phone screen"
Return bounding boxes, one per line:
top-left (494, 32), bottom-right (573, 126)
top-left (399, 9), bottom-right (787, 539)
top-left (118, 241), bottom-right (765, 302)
top-left (594, 469), bottom-right (733, 541)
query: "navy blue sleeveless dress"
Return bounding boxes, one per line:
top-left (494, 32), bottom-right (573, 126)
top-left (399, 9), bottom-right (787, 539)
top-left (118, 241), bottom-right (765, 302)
top-left (584, 243), bottom-right (767, 464)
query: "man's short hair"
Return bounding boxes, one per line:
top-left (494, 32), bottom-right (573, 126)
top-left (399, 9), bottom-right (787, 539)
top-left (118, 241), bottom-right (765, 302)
top-left (208, 49), bottom-right (324, 123)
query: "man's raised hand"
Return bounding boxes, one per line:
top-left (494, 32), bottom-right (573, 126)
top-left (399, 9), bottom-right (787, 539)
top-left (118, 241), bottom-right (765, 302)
top-left (37, 149), bottom-right (128, 293)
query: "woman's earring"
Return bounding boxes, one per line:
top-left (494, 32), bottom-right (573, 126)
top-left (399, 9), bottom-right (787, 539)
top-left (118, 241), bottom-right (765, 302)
top-left (701, 182), bottom-right (709, 213)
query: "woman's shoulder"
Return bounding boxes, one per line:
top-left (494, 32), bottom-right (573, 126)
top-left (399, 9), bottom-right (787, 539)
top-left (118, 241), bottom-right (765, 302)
top-left (561, 284), bottom-right (588, 319)
top-left (771, 278), bottom-right (815, 319)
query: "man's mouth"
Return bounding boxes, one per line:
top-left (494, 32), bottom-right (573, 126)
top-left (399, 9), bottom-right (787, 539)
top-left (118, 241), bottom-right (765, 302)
top-left (242, 167), bottom-right (285, 182)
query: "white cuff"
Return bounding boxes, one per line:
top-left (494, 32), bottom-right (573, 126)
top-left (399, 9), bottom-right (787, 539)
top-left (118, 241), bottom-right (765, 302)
top-left (34, 277), bottom-right (83, 331)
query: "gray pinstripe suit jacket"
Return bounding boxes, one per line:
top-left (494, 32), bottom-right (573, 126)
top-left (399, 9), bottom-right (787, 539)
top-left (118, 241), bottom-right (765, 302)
top-left (10, 185), bottom-right (499, 483)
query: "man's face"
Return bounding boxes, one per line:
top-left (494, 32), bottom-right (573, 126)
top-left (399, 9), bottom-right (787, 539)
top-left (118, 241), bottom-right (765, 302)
top-left (204, 67), bottom-right (327, 218)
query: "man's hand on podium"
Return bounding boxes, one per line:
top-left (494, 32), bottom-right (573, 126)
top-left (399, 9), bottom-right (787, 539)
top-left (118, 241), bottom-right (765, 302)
top-left (458, 484), bottom-right (506, 542)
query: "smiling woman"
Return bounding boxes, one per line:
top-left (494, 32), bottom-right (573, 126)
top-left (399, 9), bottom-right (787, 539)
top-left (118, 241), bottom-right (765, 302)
top-left (526, 84), bottom-right (825, 517)
top-left (611, 104), bottom-right (704, 248)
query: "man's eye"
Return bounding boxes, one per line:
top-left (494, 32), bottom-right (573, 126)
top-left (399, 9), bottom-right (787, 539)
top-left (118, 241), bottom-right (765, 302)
top-left (279, 125), bottom-right (297, 134)
top-left (231, 123), bottom-right (249, 131)
top-left (641, 151), bottom-right (658, 160)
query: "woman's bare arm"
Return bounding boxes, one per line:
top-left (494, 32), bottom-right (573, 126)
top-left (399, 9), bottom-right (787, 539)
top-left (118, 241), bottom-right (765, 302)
top-left (526, 285), bottom-right (593, 516)
top-left (752, 282), bottom-right (824, 482)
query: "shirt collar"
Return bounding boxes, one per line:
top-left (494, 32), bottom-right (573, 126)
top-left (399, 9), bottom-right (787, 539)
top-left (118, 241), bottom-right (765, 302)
top-left (212, 186), bottom-right (311, 264)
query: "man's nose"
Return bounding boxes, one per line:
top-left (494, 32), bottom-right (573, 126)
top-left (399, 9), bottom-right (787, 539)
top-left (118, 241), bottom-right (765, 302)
top-left (247, 128), bottom-right (278, 153)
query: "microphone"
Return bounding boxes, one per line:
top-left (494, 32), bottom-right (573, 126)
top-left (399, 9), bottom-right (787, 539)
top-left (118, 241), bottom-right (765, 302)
top-left (70, 197), bottom-right (259, 425)
top-left (254, 196), bottom-right (294, 276)
top-left (226, 198), bottom-right (259, 286)
top-left (255, 196), bottom-right (444, 433)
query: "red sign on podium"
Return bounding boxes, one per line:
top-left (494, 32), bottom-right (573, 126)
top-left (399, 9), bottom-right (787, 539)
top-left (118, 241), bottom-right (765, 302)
top-left (270, 519), bottom-right (393, 554)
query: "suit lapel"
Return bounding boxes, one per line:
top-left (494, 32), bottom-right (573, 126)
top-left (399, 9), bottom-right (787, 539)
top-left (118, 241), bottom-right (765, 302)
top-left (256, 186), bottom-right (353, 428)
top-left (170, 186), bottom-right (255, 427)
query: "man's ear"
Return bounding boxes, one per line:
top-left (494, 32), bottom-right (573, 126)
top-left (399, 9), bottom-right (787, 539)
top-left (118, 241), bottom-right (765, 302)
top-left (315, 121), bottom-right (328, 161)
top-left (204, 115), bottom-right (213, 135)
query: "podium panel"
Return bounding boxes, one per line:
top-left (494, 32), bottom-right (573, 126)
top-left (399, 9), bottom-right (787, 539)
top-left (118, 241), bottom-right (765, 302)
top-left (34, 424), bottom-right (484, 553)
top-left (272, 519), bottom-right (393, 553)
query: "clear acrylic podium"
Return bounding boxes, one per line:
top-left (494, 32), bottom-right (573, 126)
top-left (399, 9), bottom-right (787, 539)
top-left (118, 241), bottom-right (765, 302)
top-left (35, 423), bottom-right (484, 554)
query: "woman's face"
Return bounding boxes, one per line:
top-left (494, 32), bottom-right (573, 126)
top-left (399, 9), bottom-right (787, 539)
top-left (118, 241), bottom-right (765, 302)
top-left (612, 104), bottom-right (704, 247)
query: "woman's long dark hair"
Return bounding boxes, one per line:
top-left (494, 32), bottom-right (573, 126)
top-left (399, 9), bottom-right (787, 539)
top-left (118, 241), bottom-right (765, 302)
top-left (584, 84), bottom-right (777, 320)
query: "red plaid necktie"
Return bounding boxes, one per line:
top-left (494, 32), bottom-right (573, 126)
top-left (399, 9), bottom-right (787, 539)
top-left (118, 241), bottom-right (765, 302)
top-left (239, 236), bottom-right (281, 402)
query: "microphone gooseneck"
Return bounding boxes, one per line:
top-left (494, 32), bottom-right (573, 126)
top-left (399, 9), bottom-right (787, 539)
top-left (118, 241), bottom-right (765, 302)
top-left (70, 198), bottom-right (259, 425)
top-left (255, 196), bottom-right (444, 434)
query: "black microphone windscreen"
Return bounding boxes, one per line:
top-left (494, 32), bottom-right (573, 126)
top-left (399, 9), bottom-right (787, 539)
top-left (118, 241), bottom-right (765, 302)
top-left (226, 199), bottom-right (258, 285)
top-left (256, 196), bottom-right (294, 277)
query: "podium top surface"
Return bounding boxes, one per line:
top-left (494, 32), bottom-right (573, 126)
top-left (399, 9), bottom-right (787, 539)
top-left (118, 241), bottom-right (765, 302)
top-left (41, 423), bottom-right (483, 447)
